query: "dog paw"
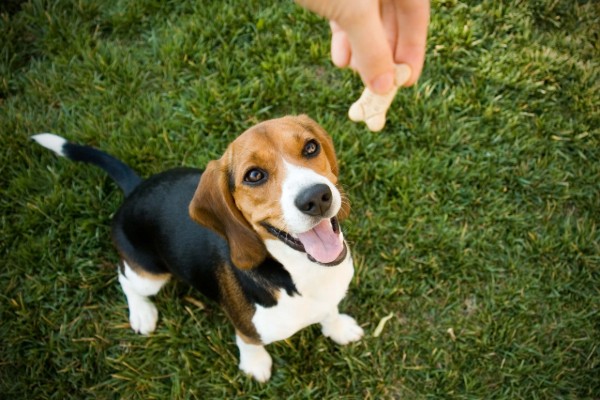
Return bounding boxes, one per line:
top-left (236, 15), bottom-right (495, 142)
top-left (128, 298), bottom-right (158, 335)
top-left (238, 345), bottom-right (273, 382)
top-left (321, 314), bottom-right (364, 345)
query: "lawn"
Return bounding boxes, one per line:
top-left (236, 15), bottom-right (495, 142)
top-left (1, 0), bottom-right (598, 398)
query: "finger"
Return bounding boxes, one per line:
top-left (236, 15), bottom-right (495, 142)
top-left (330, 21), bottom-right (351, 68)
top-left (381, 0), bottom-right (399, 54)
top-left (393, 0), bottom-right (430, 86)
top-left (342, 9), bottom-right (396, 94)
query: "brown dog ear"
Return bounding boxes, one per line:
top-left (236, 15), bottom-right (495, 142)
top-left (189, 158), bottom-right (267, 269)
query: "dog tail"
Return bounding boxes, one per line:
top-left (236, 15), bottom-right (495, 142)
top-left (32, 133), bottom-right (142, 196)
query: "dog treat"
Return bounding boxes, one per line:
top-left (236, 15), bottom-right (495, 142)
top-left (348, 64), bottom-right (412, 132)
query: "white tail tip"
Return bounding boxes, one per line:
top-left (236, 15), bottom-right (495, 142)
top-left (31, 133), bottom-right (67, 157)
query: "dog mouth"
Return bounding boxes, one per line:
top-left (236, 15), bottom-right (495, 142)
top-left (262, 217), bottom-right (347, 266)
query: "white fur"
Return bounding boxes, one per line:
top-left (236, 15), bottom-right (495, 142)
top-left (236, 335), bottom-right (273, 382)
top-left (280, 160), bottom-right (342, 233)
top-left (243, 240), bottom-right (363, 380)
top-left (118, 261), bottom-right (170, 335)
top-left (31, 133), bottom-right (67, 157)
top-left (321, 313), bottom-right (365, 345)
top-left (241, 160), bottom-right (362, 380)
top-left (252, 239), bottom-right (362, 345)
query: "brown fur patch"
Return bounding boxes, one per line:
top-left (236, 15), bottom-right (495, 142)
top-left (118, 257), bottom-right (171, 282)
top-left (216, 263), bottom-right (262, 344)
top-left (189, 159), bottom-right (267, 269)
top-left (236, 329), bottom-right (262, 346)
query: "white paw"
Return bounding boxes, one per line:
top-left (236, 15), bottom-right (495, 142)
top-left (128, 298), bottom-right (158, 335)
top-left (238, 345), bottom-right (273, 382)
top-left (322, 314), bottom-right (364, 345)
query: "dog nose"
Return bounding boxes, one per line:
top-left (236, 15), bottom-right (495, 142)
top-left (295, 184), bottom-right (332, 216)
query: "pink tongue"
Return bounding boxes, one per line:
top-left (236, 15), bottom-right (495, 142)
top-left (296, 219), bottom-right (343, 264)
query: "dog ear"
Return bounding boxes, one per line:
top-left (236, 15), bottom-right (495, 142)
top-left (189, 158), bottom-right (267, 269)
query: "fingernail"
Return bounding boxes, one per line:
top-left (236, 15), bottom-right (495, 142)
top-left (370, 72), bottom-right (394, 95)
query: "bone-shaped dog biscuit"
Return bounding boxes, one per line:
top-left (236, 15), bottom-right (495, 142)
top-left (348, 64), bottom-right (412, 132)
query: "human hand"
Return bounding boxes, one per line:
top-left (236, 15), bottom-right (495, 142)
top-left (297, 0), bottom-right (429, 95)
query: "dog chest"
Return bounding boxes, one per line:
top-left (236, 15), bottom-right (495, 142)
top-left (251, 240), bottom-right (354, 344)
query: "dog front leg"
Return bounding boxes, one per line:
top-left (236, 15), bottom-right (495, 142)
top-left (320, 310), bottom-right (364, 345)
top-left (235, 333), bottom-right (273, 382)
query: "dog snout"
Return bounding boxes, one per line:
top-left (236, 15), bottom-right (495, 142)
top-left (294, 184), bottom-right (332, 217)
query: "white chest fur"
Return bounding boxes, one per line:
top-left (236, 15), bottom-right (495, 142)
top-left (252, 239), bottom-right (355, 344)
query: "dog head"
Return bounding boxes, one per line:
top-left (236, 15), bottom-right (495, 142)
top-left (189, 115), bottom-right (350, 269)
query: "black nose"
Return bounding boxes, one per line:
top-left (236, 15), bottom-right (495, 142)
top-left (295, 184), bottom-right (333, 216)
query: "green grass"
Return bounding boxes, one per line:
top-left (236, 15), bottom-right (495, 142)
top-left (1, 0), bottom-right (598, 398)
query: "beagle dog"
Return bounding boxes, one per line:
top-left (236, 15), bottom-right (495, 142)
top-left (33, 115), bottom-right (363, 382)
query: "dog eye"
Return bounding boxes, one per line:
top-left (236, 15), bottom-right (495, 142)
top-left (303, 139), bottom-right (320, 158)
top-left (243, 168), bottom-right (267, 185)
